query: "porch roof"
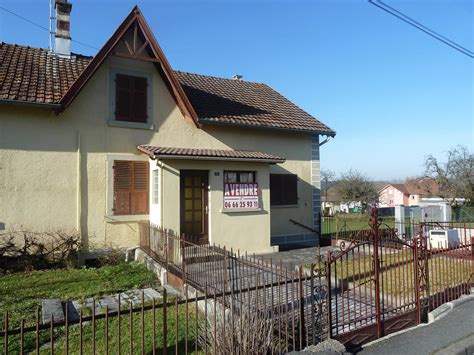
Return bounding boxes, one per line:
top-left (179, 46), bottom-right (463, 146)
top-left (137, 145), bottom-right (286, 164)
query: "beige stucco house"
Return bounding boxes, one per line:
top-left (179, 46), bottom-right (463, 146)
top-left (0, 4), bottom-right (335, 255)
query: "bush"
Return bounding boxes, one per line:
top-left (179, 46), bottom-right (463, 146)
top-left (0, 230), bottom-right (81, 273)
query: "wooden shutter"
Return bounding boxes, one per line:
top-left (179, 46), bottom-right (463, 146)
top-left (115, 74), bottom-right (148, 123)
top-left (115, 75), bottom-right (131, 121)
top-left (113, 160), bottom-right (149, 215)
top-left (270, 174), bottom-right (282, 205)
top-left (131, 77), bottom-right (147, 123)
top-left (283, 174), bottom-right (298, 205)
top-left (113, 160), bottom-right (132, 214)
top-left (270, 174), bottom-right (298, 206)
top-left (131, 161), bottom-right (149, 214)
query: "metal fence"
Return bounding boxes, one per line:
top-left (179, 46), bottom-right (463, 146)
top-left (0, 265), bottom-right (329, 354)
top-left (2, 215), bottom-right (473, 354)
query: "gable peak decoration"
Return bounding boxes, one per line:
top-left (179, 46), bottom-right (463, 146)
top-left (58, 5), bottom-right (200, 128)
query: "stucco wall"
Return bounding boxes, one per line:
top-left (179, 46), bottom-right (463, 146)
top-left (0, 51), bottom-right (318, 253)
top-left (151, 159), bottom-right (273, 253)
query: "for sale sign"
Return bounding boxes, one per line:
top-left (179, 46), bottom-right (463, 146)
top-left (223, 182), bottom-right (259, 210)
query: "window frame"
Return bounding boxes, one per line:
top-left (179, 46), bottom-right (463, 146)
top-left (270, 173), bottom-right (299, 207)
top-left (109, 68), bottom-right (153, 130)
top-left (112, 160), bottom-right (149, 216)
top-left (223, 171), bottom-right (256, 183)
top-left (152, 169), bottom-right (159, 205)
top-left (105, 154), bottom-right (150, 221)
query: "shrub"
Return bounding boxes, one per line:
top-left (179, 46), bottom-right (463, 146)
top-left (0, 230), bottom-right (81, 273)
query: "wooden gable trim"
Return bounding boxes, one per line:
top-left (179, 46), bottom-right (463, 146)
top-left (57, 6), bottom-right (200, 128)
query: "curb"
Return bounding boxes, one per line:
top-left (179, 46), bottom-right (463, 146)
top-left (428, 293), bottom-right (474, 323)
top-left (361, 292), bottom-right (474, 350)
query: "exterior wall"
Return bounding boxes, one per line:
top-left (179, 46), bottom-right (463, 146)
top-left (0, 52), bottom-right (319, 254)
top-left (408, 194), bottom-right (420, 206)
top-left (379, 186), bottom-right (406, 208)
top-left (152, 159), bottom-right (273, 253)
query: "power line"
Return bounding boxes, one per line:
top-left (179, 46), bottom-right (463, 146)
top-left (368, 0), bottom-right (473, 58)
top-left (0, 5), bottom-right (98, 50)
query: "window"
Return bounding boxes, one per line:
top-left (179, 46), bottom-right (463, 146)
top-left (152, 169), bottom-right (159, 204)
top-left (115, 74), bottom-right (148, 123)
top-left (113, 160), bottom-right (149, 215)
top-left (270, 174), bottom-right (298, 206)
top-left (224, 171), bottom-right (256, 183)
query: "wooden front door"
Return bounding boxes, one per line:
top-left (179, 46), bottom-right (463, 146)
top-left (180, 170), bottom-right (209, 244)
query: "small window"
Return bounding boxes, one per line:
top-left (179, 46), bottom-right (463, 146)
top-left (270, 174), bottom-right (298, 206)
top-left (152, 169), bottom-right (159, 205)
top-left (115, 74), bottom-right (148, 123)
top-left (113, 160), bottom-right (149, 215)
top-left (224, 171), bottom-right (256, 183)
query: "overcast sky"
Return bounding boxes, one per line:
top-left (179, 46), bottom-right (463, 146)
top-left (1, 0), bottom-right (472, 180)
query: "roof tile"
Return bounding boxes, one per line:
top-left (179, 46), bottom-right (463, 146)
top-left (138, 145), bottom-right (285, 163)
top-left (0, 42), bottom-right (334, 134)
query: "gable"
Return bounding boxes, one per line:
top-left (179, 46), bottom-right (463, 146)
top-left (59, 6), bottom-right (199, 128)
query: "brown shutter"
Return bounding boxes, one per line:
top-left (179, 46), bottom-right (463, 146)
top-left (131, 77), bottom-right (147, 123)
top-left (283, 174), bottom-right (298, 205)
top-left (113, 160), bottom-right (132, 214)
top-left (115, 75), bottom-right (131, 121)
top-left (115, 74), bottom-right (148, 123)
top-left (270, 174), bottom-right (298, 206)
top-left (131, 161), bottom-right (149, 214)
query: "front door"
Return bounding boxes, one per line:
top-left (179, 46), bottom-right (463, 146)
top-left (180, 170), bottom-right (209, 244)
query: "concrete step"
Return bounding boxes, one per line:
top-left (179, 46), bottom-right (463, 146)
top-left (42, 299), bottom-right (64, 324)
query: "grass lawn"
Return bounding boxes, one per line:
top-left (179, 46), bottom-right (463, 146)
top-left (0, 262), bottom-right (157, 328)
top-left (312, 250), bottom-right (471, 300)
top-left (0, 262), bottom-right (201, 353)
top-left (321, 216), bottom-right (396, 235)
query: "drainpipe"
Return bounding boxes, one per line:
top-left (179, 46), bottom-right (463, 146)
top-left (158, 160), bottom-right (164, 227)
top-left (76, 131), bottom-right (81, 235)
top-left (319, 136), bottom-right (332, 147)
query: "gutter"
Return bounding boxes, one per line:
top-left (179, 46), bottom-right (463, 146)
top-left (198, 118), bottom-right (336, 137)
top-left (319, 136), bottom-right (332, 146)
top-left (0, 99), bottom-right (61, 109)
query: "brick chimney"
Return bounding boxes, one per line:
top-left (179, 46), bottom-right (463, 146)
top-left (55, 0), bottom-right (72, 58)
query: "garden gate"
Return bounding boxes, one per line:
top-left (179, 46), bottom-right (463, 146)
top-left (326, 209), bottom-right (429, 349)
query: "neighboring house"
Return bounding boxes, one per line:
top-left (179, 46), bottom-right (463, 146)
top-left (0, 4), bottom-right (335, 255)
top-left (379, 179), bottom-right (439, 207)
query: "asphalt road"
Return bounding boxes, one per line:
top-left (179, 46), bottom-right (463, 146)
top-left (359, 299), bottom-right (474, 355)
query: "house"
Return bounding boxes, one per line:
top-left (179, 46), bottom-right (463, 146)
top-left (378, 179), bottom-right (439, 208)
top-left (0, 3), bottom-right (335, 255)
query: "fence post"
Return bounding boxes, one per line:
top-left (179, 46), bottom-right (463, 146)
top-left (326, 251), bottom-right (333, 339)
top-left (181, 234), bottom-right (186, 286)
top-left (371, 208), bottom-right (382, 338)
top-left (413, 236), bottom-right (421, 323)
top-left (148, 222), bottom-right (152, 252)
top-left (223, 246), bottom-right (228, 293)
top-left (298, 265), bottom-right (306, 349)
top-left (471, 237), bottom-right (474, 282)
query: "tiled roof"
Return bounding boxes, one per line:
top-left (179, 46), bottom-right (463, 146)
top-left (137, 145), bottom-right (285, 163)
top-left (0, 42), bottom-right (91, 104)
top-left (390, 183), bottom-right (410, 195)
top-left (174, 71), bottom-right (335, 135)
top-left (0, 42), bottom-right (335, 135)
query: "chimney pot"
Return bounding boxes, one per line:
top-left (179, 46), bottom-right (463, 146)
top-left (55, 0), bottom-right (72, 58)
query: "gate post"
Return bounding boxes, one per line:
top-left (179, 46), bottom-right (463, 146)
top-left (326, 251), bottom-right (333, 339)
top-left (413, 237), bottom-right (421, 323)
top-left (371, 208), bottom-right (383, 338)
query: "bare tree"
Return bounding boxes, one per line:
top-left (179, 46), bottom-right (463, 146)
top-left (321, 169), bottom-right (336, 203)
top-left (336, 170), bottom-right (378, 213)
top-left (425, 146), bottom-right (474, 205)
